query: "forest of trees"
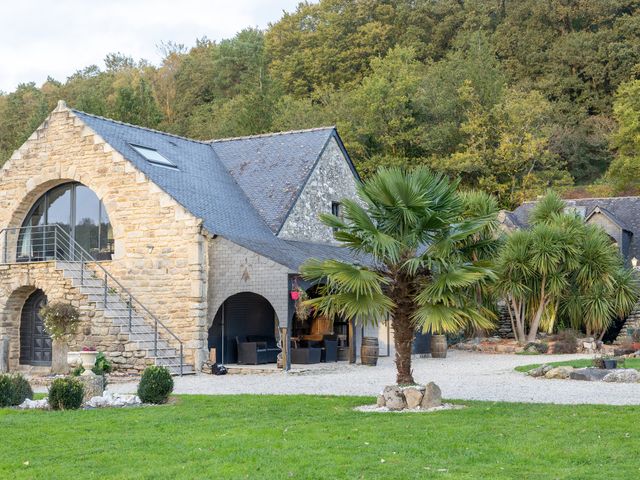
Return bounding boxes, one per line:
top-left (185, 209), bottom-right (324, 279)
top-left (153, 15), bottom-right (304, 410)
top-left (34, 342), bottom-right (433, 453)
top-left (4, 0), bottom-right (640, 207)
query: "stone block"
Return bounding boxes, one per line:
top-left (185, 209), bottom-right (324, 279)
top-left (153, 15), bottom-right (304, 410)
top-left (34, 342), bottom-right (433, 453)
top-left (382, 385), bottom-right (406, 411)
top-left (569, 368), bottom-right (610, 381)
top-left (403, 387), bottom-right (424, 409)
top-left (78, 371), bottom-right (104, 403)
top-left (603, 369), bottom-right (640, 383)
top-left (421, 382), bottom-right (442, 409)
top-left (544, 367), bottom-right (574, 379)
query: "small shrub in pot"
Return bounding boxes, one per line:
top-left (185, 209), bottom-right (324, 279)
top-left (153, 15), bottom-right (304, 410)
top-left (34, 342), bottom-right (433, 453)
top-left (0, 373), bottom-right (34, 407)
top-left (137, 366), bottom-right (173, 404)
top-left (48, 377), bottom-right (84, 410)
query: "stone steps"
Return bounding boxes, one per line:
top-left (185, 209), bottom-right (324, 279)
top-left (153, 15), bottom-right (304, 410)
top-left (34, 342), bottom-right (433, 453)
top-left (56, 261), bottom-right (194, 375)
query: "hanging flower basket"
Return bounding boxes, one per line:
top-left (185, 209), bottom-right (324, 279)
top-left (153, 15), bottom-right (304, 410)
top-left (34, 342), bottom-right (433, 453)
top-left (292, 287), bottom-right (310, 321)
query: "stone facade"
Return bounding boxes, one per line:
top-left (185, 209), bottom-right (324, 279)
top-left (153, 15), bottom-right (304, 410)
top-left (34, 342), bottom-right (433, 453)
top-left (0, 103), bottom-right (363, 372)
top-left (278, 137), bottom-right (359, 243)
top-left (207, 236), bottom-right (290, 329)
top-left (0, 262), bottom-right (152, 372)
top-left (0, 103), bottom-right (207, 369)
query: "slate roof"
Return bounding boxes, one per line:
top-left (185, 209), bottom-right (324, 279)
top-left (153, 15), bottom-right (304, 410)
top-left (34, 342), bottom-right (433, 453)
top-left (511, 196), bottom-right (640, 261)
top-left (210, 128), bottom-right (335, 233)
top-left (72, 110), bottom-right (359, 271)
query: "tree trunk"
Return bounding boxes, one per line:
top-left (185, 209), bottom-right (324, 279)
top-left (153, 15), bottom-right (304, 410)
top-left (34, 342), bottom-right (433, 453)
top-left (51, 339), bottom-right (69, 374)
top-left (392, 310), bottom-right (415, 385)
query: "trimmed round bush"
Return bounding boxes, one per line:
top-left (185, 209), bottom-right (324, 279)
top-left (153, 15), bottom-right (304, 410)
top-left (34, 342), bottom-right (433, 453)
top-left (0, 373), bottom-right (33, 407)
top-left (137, 366), bottom-right (173, 404)
top-left (48, 377), bottom-right (84, 410)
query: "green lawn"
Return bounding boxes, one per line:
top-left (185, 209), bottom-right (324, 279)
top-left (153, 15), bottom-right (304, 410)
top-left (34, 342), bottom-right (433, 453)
top-left (2, 396), bottom-right (640, 479)
top-left (515, 357), bottom-right (640, 373)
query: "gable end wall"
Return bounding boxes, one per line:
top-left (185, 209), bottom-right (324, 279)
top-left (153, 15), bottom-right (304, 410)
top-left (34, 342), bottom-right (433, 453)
top-left (278, 137), bottom-right (359, 243)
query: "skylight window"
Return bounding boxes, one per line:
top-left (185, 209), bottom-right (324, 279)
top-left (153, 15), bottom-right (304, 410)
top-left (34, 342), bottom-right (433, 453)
top-left (130, 144), bottom-right (177, 169)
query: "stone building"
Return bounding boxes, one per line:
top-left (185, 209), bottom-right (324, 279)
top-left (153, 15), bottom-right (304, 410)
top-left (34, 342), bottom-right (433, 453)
top-left (502, 196), bottom-right (640, 341)
top-left (0, 101), bottom-right (391, 374)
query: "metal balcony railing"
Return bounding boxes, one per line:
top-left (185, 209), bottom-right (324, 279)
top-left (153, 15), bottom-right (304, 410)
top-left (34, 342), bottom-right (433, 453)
top-left (0, 224), bottom-right (184, 375)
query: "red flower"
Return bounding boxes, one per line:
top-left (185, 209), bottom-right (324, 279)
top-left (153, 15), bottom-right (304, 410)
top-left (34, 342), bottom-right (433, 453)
top-left (290, 291), bottom-right (300, 300)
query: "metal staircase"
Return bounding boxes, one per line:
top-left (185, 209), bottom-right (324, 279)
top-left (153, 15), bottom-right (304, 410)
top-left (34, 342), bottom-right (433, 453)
top-left (1, 224), bottom-right (192, 375)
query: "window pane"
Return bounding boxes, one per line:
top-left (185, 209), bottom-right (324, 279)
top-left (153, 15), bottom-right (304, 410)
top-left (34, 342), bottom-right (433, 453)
top-left (99, 202), bottom-right (114, 256)
top-left (46, 185), bottom-right (72, 233)
top-left (130, 144), bottom-right (176, 168)
top-left (74, 185), bottom-right (100, 255)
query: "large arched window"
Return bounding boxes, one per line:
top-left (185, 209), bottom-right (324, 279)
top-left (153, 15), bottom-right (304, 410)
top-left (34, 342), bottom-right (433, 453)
top-left (20, 182), bottom-right (113, 260)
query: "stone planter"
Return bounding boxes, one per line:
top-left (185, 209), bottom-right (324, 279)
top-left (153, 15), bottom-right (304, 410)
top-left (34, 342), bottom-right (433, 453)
top-left (80, 351), bottom-right (98, 371)
top-left (67, 351), bottom-right (82, 367)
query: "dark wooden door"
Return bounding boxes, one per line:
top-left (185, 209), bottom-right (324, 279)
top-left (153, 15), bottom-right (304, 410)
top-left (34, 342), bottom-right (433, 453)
top-left (19, 290), bottom-right (51, 366)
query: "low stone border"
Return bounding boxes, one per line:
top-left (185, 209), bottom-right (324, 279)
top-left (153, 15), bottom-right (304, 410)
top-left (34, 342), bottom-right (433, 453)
top-left (354, 403), bottom-right (465, 413)
top-left (528, 365), bottom-right (640, 383)
top-left (17, 391), bottom-right (142, 410)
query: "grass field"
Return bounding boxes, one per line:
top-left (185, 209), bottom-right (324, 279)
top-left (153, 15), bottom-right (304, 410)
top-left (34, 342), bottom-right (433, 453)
top-left (515, 357), bottom-right (640, 373)
top-left (2, 395), bottom-right (640, 479)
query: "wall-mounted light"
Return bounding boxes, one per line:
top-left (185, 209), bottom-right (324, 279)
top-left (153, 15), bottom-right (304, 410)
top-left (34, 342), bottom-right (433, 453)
top-left (146, 245), bottom-right (154, 254)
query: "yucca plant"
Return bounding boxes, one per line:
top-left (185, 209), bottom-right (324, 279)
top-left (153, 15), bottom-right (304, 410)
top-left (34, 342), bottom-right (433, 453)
top-left (496, 192), bottom-right (638, 343)
top-left (301, 167), bottom-right (497, 385)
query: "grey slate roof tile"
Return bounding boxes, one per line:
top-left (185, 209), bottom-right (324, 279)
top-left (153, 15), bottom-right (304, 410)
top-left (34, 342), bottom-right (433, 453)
top-left (210, 128), bottom-right (335, 233)
top-left (511, 196), bottom-right (640, 261)
top-left (72, 110), bottom-right (359, 271)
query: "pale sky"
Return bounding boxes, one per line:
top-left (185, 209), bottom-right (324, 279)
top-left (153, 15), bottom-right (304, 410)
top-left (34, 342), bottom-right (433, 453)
top-left (0, 0), bottom-right (304, 93)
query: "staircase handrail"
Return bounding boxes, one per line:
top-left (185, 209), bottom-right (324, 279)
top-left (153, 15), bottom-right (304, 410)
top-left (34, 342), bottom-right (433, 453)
top-left (0, 224), bottom-right (184, 375)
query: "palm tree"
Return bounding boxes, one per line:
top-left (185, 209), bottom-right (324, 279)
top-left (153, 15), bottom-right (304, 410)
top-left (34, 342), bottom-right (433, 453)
top-left (496, 192), bottom-right (638, 343)
top-left (300, 168), bottom-right (496, 385)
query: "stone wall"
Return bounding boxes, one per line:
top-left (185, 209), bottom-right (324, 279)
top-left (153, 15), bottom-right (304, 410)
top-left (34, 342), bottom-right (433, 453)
top-left (0, 102), bottom-right (207, 366)
top-left (278, 137), bottom-right (359, 243)
top-left (0, 262), bottom-right (152, 372)
top-left (205, 236), bottom-right (290, 360)
top-left (585, 211), bottom-right (622, 247)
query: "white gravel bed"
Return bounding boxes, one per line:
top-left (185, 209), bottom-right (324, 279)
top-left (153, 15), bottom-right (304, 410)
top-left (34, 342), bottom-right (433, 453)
top-left (49, 350), bottom-right (640, 405)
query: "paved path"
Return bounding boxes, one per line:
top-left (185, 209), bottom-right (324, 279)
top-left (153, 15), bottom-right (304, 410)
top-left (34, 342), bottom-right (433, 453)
top-left (103, 351), bottom-right (640, 405)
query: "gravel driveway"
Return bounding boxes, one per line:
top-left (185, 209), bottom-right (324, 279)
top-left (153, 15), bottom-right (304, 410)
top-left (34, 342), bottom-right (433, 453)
top-left (104, 350), bottom-right (640, 405)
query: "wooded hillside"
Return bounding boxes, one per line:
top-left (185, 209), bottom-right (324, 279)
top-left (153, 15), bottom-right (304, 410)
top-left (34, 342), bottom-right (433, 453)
top-left (4, 0), bottom-right (640, 207)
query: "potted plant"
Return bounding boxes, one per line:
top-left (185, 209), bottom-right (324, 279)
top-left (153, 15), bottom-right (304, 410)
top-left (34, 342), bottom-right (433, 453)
top-left (602, 355), bottom-right (618, 370)
top-left (40, 302), bottom-right (81, 374)
top-left (80, 346), bottom-right (98, 372)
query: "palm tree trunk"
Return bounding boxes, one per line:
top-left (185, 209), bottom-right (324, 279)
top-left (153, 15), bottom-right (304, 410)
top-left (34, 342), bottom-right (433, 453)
top-left (392, 310), bottom-right (415, 385)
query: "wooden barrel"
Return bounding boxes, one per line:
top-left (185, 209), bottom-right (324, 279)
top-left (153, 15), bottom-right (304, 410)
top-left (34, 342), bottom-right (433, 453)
top-left (361, 337), bottom-right (379, 366)
top-left (430, 334), bottom-right (447, 358)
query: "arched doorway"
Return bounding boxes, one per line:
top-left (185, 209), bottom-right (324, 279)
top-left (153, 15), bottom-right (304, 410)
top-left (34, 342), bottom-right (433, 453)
top-left (208, 292), bottom-right (278, 364)
top-left (19, 289), bottom-right (51, 366)
top-left (18, 182), bottom-right (113, 261)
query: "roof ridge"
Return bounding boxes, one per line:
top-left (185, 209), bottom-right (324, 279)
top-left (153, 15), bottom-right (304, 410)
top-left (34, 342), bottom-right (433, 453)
top-left (208, 126), bottom-right (335, 143)
top-left (71, 108), bottom-right (210, 145)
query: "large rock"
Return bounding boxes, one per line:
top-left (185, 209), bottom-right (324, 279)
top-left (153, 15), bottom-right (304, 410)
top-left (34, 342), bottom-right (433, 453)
top-left (403, 387), bottom-right (425, 409)
top-left (569, 368), bottom-right (610, 382)
top-left (420, 382), bottom-right (442, 409)
top-left (78, 371), bottom-right (104, 403)
top-left (544, 366), bottom-right (574, 379)
top-left (86, 391), bottom-right (141, 408)
top-left (528, 364), bottom-right (552, 378)
top-left (376, 395), bottom-right (386, 407)
top-left (603, 369), bottom-right (640, 383)
top-left (382, 386), bottom-right (406, 411)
